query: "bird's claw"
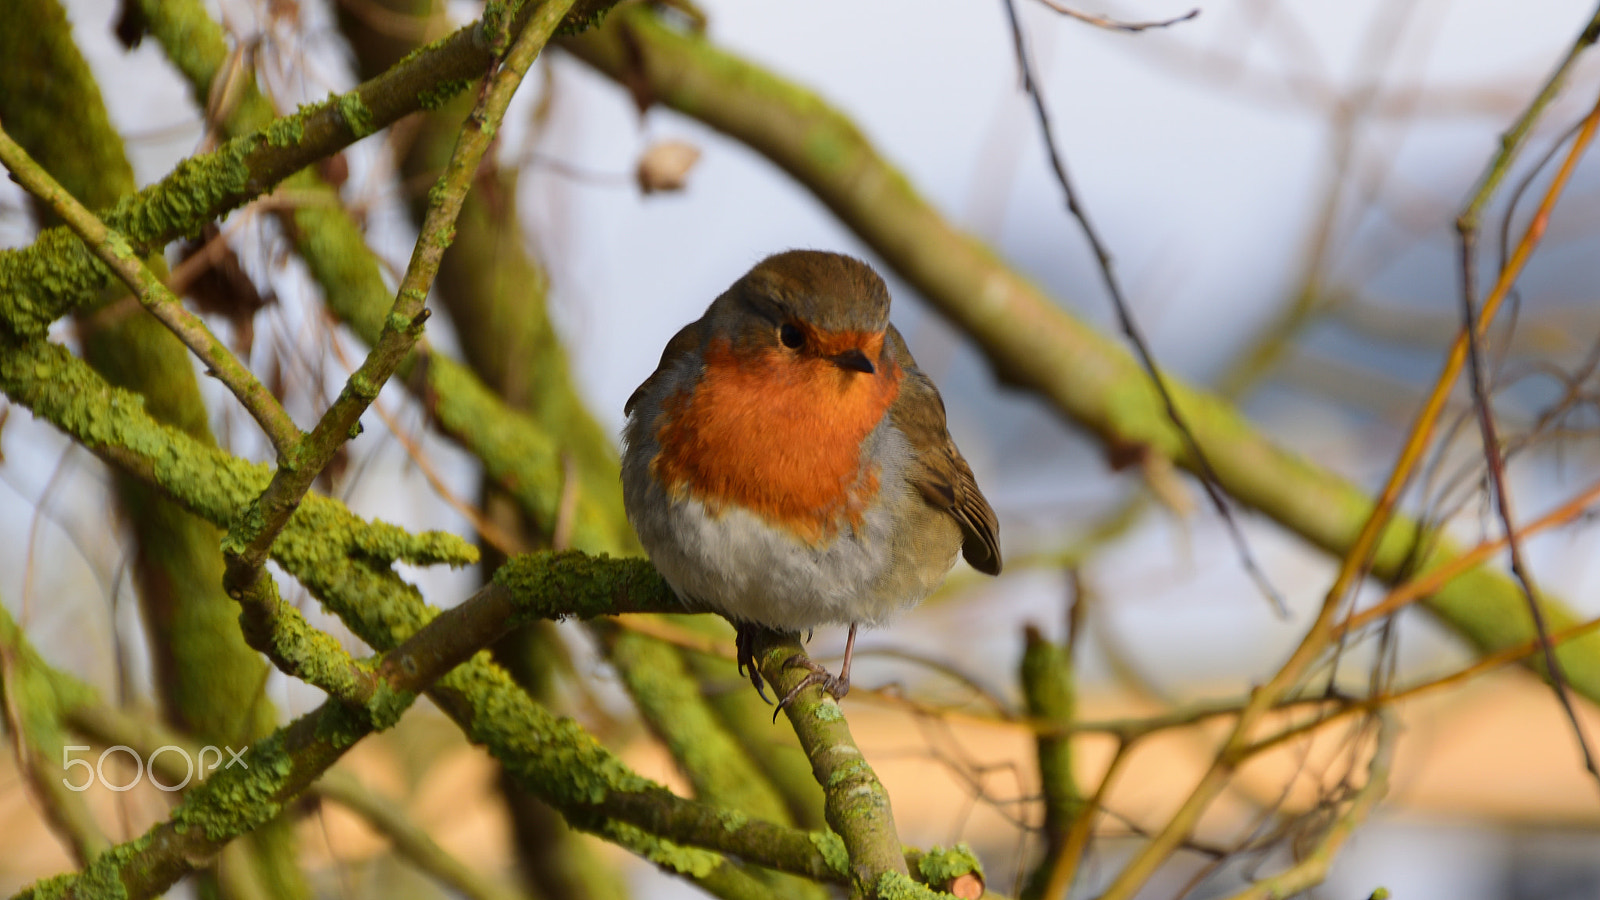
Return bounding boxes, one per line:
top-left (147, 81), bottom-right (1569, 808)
top-left (735, 624), bottom-right (772, 704)
top-left (772, 654), bottom-right (849, 722)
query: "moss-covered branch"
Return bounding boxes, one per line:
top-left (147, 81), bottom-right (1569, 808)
top-left (221, 0), bottom-right (574, 634)
top-left (0, 0), bottom-right (633, 560)
top-left (0, 4), bottom-right (304, 894)
top-left (0, 128), bottom-right (298, 454)
top-left (600, 623), bottom-right (793, 822)
top-left (0, 334), bottom-right (931, 889)
top-left (17, 573), bottom-right (512, 900)
top-left (1018, 627), bottom-right (1081, 900)
top-left (120, 0), bottom-right (635, 556)
top-left (680, 629), bottom-right (829, 832)
top-left (558, 6), bottom-right (1600, 703)
top-left (752, 634), bottom-right (935, 900)
top-left (0, 338), bottom-right (478, 574)
top-left (597, 621), bottom-right (827, 898)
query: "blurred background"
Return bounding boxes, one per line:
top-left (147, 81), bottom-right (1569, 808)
top-left (6, 0), bottom-right (1600, 897)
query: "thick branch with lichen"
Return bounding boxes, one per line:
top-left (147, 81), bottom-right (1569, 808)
top-left (750, 633), bottom-right (986, 899)
top-left (557, 6), bottom-right (1600, 701)
top-left (61, 685), bottom-right (523, 900)
top-left (0, 337), bottom-right (986, 891)
top-left (1018, 627), bottom-right (1082, 900)
top-left (0, 4), bottom-right (305, 894)
top-left (599, 622), bottom-right (829, 900)
top-left (122, 0), bottom-right (634, 556)
top-left (0, 129), bottom-right (297, 454)
top-left (17, 573), bottom-right (519, 900)
top-left (221, 0), bottom-right (578, 626)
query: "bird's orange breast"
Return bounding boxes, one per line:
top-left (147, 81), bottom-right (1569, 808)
top-left (651, 336), bottom-right (902, 543)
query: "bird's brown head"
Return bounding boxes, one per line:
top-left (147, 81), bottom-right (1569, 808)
top-left (711, 249), bottom-right (894, 381)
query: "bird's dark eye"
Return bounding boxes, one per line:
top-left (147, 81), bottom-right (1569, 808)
top-left (779, 323), bottom-right (805, 349)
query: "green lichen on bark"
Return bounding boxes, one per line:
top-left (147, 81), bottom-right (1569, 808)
top-left (809, 831), bottom-right (850, 876)
top-left (106, 139), bottom-right (254, 245)
top-left (915, 844), bottom-right (984, 883)
top-left (601, 821), bottom-right (720, 878)
top-left (418, 77), bottom-right (474, 109)
top-left (264, 115), bottom-right (305, 148)
top-left (813, 702), bottom-right (844, 722)
top-left (874, 872), bottom-right (946, 900)
top-left (170, 731), bottom-right (299, 842)
top-left (337, 92), bottom-right (377, 137)
top-left (0, 339), bottom-right (475, 576)
top-left (0, 136), bottom-right (255, 341)
top-left (362, 675), bottom-right (416, 731)
top-left (433, 653), bottom-right (656, 808)
top-left (493, 551), bottom-right (674, 621)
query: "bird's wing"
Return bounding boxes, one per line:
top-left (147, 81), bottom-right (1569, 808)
top-left (885, 327), bottom-right (1002, 575)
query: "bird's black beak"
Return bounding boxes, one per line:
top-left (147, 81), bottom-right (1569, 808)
top-left (829, 348), bottom-right (875, 374)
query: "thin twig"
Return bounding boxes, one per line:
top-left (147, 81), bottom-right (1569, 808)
top-left (998, 0), bottom-right (1285, 616)
top-left (1032, 0), bottom-right (1198, 33)
top-left (1453, 87), bottom-right (1600, 788)
top-left (1216, 714), bottom-right (1396, 900)
top-left (0, 126), bottom-right (302, 457)
top-left (1341, 474), bottom-right (1600, 635)
top-left (1253, 615), bottom-right (1600, 758)
top-left (323, 322), bottom-right (527, 556)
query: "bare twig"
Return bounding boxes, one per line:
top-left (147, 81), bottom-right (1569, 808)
top-left (998, 0), bottom-right (1286, 616)
top-left (1341, 475), bottom-right (1600, 635)
top-left (1217, 714), bottom-right (1396, 900)
top-left (1453, 86), bottom-right (1600, 788)
top-left (323, 321), bottom-right (528, 556)
top-left (1032, 0), bottom-right (1198, 33)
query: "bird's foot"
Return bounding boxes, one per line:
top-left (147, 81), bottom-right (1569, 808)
top-left (734, 623), bottom-right (772, 705)
top-left (774, 653), bottom-right (850, 720)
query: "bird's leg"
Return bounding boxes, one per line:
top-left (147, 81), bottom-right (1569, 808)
top-left (837, 622), bottom-right (858, 688)
top-left (735, 622), bottom-right (772, 704)
top-left (776, 623), bottom-right (856, 714)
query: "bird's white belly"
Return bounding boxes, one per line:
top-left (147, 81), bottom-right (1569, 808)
top-left (646, 494), bottom-right (911, 631)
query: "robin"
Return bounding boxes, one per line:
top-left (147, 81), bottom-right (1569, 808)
top-left (621, 250), bottom-right (1001, 709)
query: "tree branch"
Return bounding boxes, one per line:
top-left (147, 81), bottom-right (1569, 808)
top-left (0, 128), bottom-right (299, 456)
